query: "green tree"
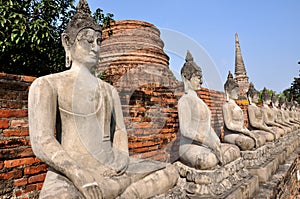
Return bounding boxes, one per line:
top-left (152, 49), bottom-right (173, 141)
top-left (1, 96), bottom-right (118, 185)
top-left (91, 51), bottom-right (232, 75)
top-left (283, 71), bottom-right (300, 103)
top-left (0, 0), bottom-right (113, 77)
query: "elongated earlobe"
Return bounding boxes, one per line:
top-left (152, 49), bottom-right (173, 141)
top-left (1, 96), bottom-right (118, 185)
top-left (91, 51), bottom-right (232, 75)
top-left (65, 51), bottom-right (72, 68)
top-left (61, 33), bottom-right (72, 68)
top-left (225, 91), bottom-right (229, 102)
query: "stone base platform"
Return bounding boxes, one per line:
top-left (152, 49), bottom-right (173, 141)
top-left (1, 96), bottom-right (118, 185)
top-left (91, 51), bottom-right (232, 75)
top-left (240, 130), bottom-right (300, 183)
top-left (240, 144), bottom-right (276, 182)
top-left (156, 158), bottom-right (259, 199)
top-left (253, 146), bottom-right (300, 198)
top-left (247, 157), bottom-right (277, 182)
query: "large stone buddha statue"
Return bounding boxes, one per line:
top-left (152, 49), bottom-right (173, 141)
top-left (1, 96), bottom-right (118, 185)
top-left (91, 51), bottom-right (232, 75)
top-left (28, 1), bottom-right (178, 198)
top-left (222, 72), bottom-right (266, 151)
top-left (261, 88), bottom-right (286, 136)
top-left (247, 83), bottom-right (281, 141)
top-left (178, 51), bottom-right (240, 170)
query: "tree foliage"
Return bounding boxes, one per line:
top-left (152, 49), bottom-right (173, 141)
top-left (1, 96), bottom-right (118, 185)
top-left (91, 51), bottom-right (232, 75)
top-left (0, 0), bottom-right (113, 77)
top-left (283, 71), bottom-right (300, 104)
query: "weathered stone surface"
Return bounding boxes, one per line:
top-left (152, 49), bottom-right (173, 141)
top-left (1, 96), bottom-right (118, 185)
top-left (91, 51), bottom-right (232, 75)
top-left (158, 158), bottom-right (258, 199)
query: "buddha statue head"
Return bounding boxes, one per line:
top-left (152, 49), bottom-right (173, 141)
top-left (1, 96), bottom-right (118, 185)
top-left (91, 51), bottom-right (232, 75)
top-left (278, 97), bottom-right (285, 109)
top-left (247, 82), bottom-right (259, 104)
top-left (261, 87), bottom-right (271, 105)
top-left (181, 50), bottom-right (203, 92)
top-left (62, 0), bottom-right (102, 68)
top-left (286, 101), bottom-right (292, 111)
top-left (271, 93), bottom-right (278, 107)
top-left (224, 71), bottom-right (239, 101)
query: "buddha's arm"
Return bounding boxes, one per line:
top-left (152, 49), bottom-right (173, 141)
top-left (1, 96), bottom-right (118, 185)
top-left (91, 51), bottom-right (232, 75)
top-left (262, 109), bottom-right (280, 127)
top-left (110, 88), bottom-right (129, 174)
top-left (248, 106), bottom-right (272, 132)
top-left (29, 78), bottom-right (77, 174)
top-left (262, 108), bottom-right (272, 125)
top-left (29, 78), bottom-right (101, 197)
top-left (111, 87), bottom-right (129, 155)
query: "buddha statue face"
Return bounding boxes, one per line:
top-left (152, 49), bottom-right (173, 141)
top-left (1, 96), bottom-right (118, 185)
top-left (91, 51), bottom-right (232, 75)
top-left (188, 73), bottom-right (202, 90)
top-left (262, 88), bottom-right (271, 105)
top-left (247, 82), bottom-right (259, 104)
top-left (228, 87), bottom-right (239, 100)
top-left (252, 93), bottom-right (259, 104)
top-left (265, 98), bottom-right (271, 105)
top-left (69, 28), bottom-right (101, 69)
top-left (224, 71), bottom-right (239, 101)
top-left (274, 99), bottom-right (279, 107)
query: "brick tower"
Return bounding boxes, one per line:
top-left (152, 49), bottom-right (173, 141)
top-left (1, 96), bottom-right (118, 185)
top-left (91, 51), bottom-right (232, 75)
top-left (234, 33), bottom-right (249, 99)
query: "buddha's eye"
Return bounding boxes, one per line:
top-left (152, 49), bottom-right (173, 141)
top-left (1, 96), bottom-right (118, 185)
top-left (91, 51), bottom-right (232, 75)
top-left (97, 38), bottom-right (102, 45)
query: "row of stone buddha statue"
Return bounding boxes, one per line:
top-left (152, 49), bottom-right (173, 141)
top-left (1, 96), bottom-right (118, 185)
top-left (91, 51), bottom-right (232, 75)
top-left (28, 0), bottom-right (299, 198)
top-left (178, 50), bottom-right (300, 171)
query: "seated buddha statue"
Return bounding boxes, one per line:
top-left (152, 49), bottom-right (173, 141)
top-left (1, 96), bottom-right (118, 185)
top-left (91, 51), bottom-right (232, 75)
top-left (286, 101), bottom-right (300, 127)
top-left (261, 88), bottom-right (286, 136)
top-left (28, 1), bottom-right (178, 198)
top-left (178, 51), bottom-right (240, 170)
top-left (247, 84), bottom-right (281, 141)
top-left (278, 97), bottom-right (298, 131)
top-left (270, 93), bottom-right (292, 133)
top-left (222, 72), bottom-right (266, 151)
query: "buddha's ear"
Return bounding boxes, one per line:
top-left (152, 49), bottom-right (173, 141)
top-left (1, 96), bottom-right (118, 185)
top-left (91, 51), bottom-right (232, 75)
top-left (182, 75), bottom-right (190, 93)
top-left (61, 33), bottom-right (71, 49)
top-left (225, 90), bottom-right (229, 102)
top-left (61, 33), bottom-right (72, 68)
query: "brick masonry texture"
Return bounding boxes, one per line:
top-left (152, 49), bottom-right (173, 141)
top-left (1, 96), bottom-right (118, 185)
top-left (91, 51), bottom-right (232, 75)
top-left (0, 73), bottom-right (46, 199)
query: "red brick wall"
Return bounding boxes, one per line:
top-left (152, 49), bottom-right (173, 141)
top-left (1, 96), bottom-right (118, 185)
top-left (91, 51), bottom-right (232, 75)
top-left (0, 73), bottom-right (47, 199)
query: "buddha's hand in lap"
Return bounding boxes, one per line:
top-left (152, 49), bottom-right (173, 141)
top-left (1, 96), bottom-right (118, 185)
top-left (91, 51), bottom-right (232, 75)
top-left (71, 167), bottom-right (103, 199)
top-left (249, 133), bottom-right (260, 148)
top-left (213, 143), bottom-right (224, 166)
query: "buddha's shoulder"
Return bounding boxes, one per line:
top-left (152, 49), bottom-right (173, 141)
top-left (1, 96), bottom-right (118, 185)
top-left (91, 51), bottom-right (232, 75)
top-left (31, 71), bottom-right (81, 92)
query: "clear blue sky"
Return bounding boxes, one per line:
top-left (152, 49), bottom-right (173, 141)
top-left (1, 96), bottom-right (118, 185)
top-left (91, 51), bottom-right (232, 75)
top-left (85, 0), bottom-right (300, 92)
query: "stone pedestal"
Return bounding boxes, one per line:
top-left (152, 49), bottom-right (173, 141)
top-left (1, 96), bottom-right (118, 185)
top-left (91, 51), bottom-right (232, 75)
top-left (241, 144), bottom-right (277, 182)
top-left (241, 130), bottom-right (300, 183)
top-left (158, 158), bottom-right (258, 198)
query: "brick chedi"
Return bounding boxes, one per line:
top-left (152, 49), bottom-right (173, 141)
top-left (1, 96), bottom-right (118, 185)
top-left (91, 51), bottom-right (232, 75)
top-left (97, 20), bottom-right (177, 88)
top-left (97, 20), bottom-right (181, 162)
top-left (234, 33), bottom-right (249, 99)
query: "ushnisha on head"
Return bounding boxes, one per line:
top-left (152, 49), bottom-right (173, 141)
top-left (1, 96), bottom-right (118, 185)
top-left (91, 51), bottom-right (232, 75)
top-left (181, 50), bottom-right (203, 92)
top-left (224, 71), bottom-right (239, 101)
top-left (62, 0), bottom-right (102, 68)
top-left (247, 82), bottom-right (259, 104)
top-left (261, 87), bottom-right (271, 105)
